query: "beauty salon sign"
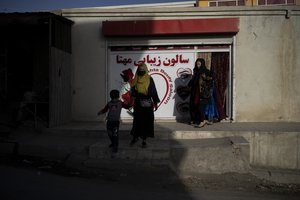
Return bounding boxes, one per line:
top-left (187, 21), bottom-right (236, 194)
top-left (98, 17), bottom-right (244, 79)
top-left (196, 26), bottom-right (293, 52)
top-left (108, 49), bottom-right (195, 119)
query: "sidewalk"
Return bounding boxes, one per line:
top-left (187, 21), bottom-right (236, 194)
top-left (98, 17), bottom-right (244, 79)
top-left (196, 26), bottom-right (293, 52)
top-left (1, 121), bottom-right (300, 160)
top-left (1, 120), bottom-right (299, 152)
top-left (47, 121), bottom-right (300, 132)
top-left (1, 121), bottom-right (300, 184)
top-left (44, 121), bottom-right (300, 139)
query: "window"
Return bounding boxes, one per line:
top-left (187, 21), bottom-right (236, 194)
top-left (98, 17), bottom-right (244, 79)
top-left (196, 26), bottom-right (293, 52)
top-left (258, 0), bottom-right (295, 5)
top-left (209, 0), bottom-right (245, 7)
top-left (208, 0), bottom-right (294, 6)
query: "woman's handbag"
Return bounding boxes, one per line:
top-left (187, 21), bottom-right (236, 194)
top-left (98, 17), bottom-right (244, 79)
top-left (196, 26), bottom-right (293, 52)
top-left (140, 99), bottom-right (153, 107)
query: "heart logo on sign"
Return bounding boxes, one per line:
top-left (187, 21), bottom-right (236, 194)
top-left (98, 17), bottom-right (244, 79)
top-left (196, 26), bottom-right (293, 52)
top-left (176, 68), bottom-right (192, 82)
top-left (149, 72), bottom-right (170, 108)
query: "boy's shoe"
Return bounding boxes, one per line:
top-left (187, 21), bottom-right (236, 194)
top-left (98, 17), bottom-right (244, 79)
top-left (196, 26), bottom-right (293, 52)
top-left (112, 149), bottom-right (118, 153)
top-left (130, 138), bottom-right (138, 147)
top-left (111, 151), bottom-right (118, 158)
top-left (142, 141), bottom-right (147, 148)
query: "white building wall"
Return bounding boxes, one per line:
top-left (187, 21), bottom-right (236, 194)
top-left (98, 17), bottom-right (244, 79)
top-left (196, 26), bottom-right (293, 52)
top-left (236, 14), bottom-right (300, 122)
top-left (71, 18), bottom-right (107, 121)
top-left (62, 6), bottom-right (300, 122)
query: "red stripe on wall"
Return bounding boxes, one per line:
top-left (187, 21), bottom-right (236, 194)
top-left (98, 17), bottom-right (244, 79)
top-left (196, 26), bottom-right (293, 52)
top-left (102, 18), bottom-right (239, 36)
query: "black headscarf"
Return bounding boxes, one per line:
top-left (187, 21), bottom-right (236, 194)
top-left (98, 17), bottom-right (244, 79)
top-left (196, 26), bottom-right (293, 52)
top-left (193, 58), bottom-right (211, 77)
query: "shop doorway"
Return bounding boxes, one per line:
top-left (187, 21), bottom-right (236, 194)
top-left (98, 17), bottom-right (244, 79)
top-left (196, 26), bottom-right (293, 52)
top-left (107, 43), bottom-right (233, 121)
top-left (196, 51), bottom-right (231, 121)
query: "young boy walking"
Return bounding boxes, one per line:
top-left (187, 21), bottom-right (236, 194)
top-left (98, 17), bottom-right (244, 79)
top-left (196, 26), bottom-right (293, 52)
top-left (98, 90), bottom-right (128, 153)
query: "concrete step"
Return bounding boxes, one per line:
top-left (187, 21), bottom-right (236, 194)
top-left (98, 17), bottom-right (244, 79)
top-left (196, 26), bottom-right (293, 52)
top-left (0, 139), bottom-right (18, 155)
top-left (251, 166), bottom-right (300, 184)
top-left (88, 137), bottom-right (250, 174)
top-left (88, 139), bottom-right (170, 167)
top-left (15, 135), bottom-right (97, 160)
top-left (43, 121), bottom-right (255, 140)
top-left (44, 126), bottom-right (253, 141)
top-left (170, 137), bottom-right (250, 175)
top-left (44, 121), bottom-right (300, 141)
top-left (44, 129), bottom-right (170, 140)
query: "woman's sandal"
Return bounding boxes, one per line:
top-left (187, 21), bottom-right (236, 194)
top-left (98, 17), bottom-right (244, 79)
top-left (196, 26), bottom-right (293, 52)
top-left (188, 121), bottom-right (195, 125)
top-left (205, 120), bottom-right (213, 125)
top-left (195, 122), bottom-right (206, 128)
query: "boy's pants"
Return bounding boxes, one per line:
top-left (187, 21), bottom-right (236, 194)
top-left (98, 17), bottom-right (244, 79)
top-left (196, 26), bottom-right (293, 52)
top-left (106, 120), bottom-right (120, 152)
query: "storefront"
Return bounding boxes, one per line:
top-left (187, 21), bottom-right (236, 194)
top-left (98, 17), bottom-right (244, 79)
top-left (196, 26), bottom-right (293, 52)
top-left (107, 42), bottom-right (231, 121)
top-left (61, 5), bottom-right (300, 122)
top-left (102, 18), bottom-right (238, 121)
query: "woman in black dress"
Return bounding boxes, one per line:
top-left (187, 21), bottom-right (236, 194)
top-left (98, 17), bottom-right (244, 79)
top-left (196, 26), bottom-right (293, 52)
top-left (130, 63), bottom-right (160, 148)
top-left (188, 58), bottom-right (213, 128)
